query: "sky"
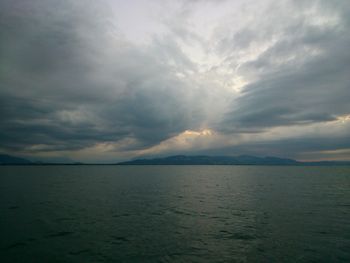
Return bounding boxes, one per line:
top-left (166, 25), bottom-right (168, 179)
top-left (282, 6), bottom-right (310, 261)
top-left (0, 0), bottom-right (349, 162)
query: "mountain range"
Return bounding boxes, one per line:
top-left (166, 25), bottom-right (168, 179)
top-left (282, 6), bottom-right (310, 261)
top-left (1, 154), bottom-right (349, 166)
top-left (0, 154), bottom-right (32, 164)
top-left (117, 155), bottom-right (299, 165)
top-left (117, 155), bottom-right (350, 166)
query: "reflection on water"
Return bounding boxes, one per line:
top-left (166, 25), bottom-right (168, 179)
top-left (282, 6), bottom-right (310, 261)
top-left (0, 165), bottom-right (349, 262)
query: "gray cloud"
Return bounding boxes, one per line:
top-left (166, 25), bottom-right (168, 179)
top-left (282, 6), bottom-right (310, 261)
top-left (0, 0), bottom-right (349, 161)
top-left (219, 0), bottom-right (350, 132)
top-left (0, 0), bottom-right (209, 155)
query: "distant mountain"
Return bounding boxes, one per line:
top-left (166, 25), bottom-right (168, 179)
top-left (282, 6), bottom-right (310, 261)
top-left (1, 154), bottom-right (349, 166)
top-left (0, 154), bottom-right (32, 164)
top-left (117, 155), bottom-right (301, 165)
top-left (0, 154), bottom-right (86, 165)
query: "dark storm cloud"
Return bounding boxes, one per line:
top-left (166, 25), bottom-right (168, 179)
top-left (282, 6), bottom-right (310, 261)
top-left (0, 0), bottom-right (206, 153)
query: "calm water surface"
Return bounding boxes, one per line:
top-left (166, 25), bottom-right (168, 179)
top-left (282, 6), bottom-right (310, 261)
top-left (0, 166), bottom-right (349, 262)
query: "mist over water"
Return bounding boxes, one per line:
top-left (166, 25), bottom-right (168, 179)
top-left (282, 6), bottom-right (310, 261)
top-left (1, 166), bottom-right (349, 262)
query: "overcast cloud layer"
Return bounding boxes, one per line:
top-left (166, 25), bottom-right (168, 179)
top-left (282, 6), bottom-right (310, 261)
top-left (0, 0), bottom-right (349, 162)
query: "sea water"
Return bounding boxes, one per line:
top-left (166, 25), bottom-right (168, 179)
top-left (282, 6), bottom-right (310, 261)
top-left (0, 165), bottom-right (349, 262)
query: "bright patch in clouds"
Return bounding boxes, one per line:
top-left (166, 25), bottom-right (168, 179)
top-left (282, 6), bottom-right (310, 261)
top-left (138, 129), bottom-right (216, 156)
top-left (338, 115), bottom-right (350, 123)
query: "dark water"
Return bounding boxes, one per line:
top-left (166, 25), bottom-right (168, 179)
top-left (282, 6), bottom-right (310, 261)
top-left (0, 166), bottom-right (349, 262)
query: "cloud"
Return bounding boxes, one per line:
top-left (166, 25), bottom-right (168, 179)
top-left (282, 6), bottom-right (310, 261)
top-left (217, 0), bottom-right (350, 133)
top-left (0, 0), bottom-right (349, 161)
top-left (0, 0), bottom-right (213, 154)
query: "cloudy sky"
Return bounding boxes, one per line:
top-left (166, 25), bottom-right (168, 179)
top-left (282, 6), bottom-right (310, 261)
top-left (1, 0), bottom-right (349, 162)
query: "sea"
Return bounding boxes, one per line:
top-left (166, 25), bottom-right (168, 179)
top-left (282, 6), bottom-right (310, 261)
top-left (0, 165), bottom-right (349, 262)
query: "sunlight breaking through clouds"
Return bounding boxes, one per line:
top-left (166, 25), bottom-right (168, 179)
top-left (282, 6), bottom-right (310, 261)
top-left (337, 114), bottom-right (350, 123)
